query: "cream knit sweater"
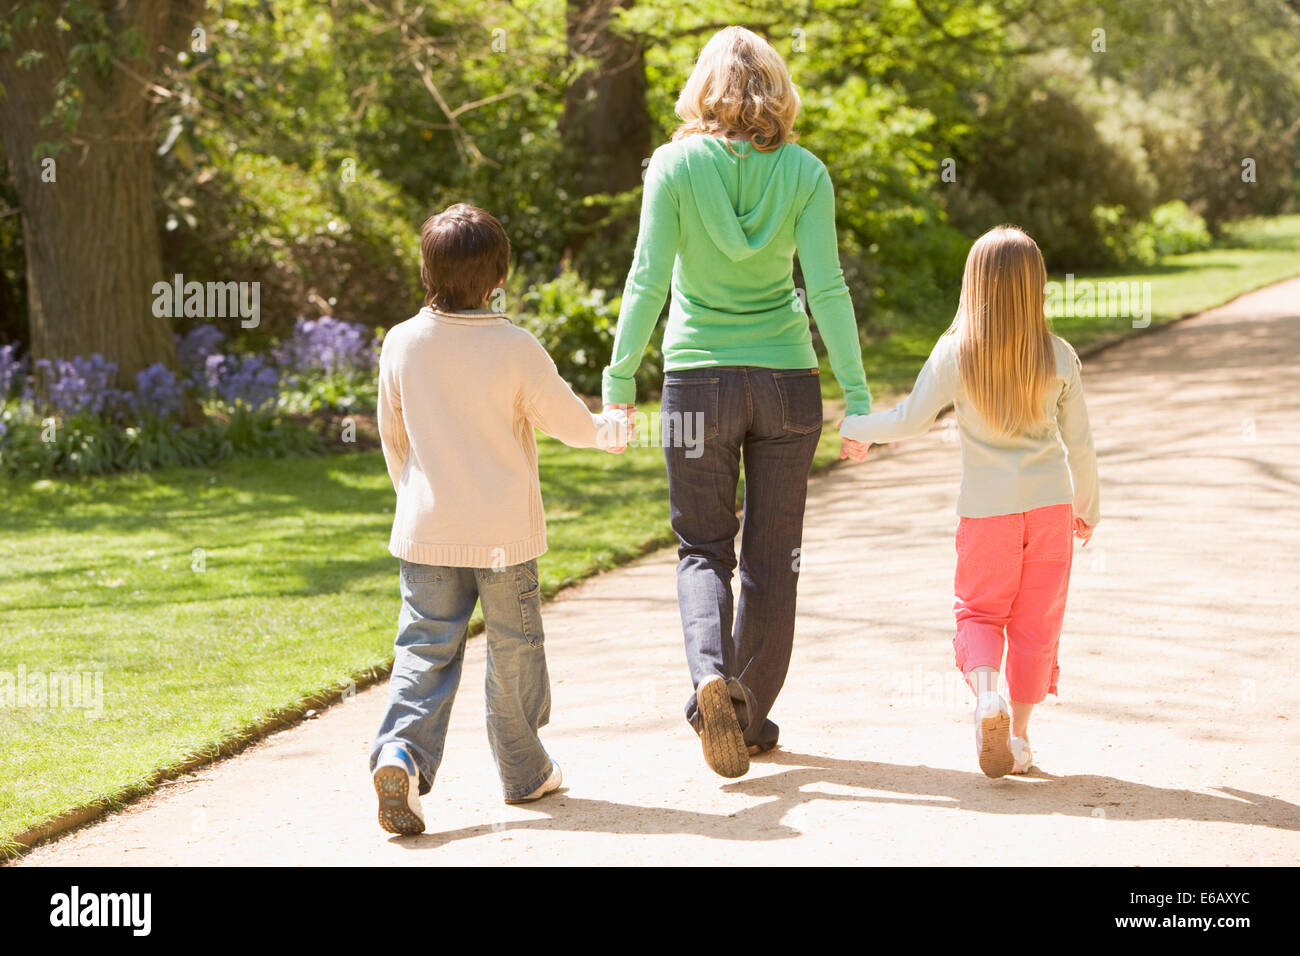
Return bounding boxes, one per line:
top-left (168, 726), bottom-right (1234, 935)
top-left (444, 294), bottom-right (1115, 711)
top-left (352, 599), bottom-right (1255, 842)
top-left (378, 306), bottom-right (628, 568)
top-left (841, 333), bottom-right (1100, 526)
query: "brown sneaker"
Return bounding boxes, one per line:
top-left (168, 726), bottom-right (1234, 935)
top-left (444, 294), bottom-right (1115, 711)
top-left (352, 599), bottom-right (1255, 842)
top-left (696, 675), bottom-right (749, 778)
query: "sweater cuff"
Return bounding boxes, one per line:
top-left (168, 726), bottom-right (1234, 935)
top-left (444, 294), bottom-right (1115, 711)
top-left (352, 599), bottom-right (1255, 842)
top-left (602, 370), bottom-right (637, 407)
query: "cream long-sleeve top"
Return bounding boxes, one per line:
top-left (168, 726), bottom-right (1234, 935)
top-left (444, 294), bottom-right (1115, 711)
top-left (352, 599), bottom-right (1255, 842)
top-left (841, 333), bottom-right (1100, 526)
top-left (378, 306), bottom-right (628, 568)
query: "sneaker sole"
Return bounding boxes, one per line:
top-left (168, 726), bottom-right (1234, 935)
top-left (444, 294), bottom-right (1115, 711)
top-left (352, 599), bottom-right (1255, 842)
top-left (697, 677), bottom-right (749, 778)
top-left (374, 765), bottom-right (425, 835)
top-left (978, 713), bottom-right (1014, 779)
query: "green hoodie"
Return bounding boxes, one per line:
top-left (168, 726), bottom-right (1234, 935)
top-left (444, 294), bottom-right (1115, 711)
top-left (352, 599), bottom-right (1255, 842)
top-left (601, 135), bottom-right (872, 415)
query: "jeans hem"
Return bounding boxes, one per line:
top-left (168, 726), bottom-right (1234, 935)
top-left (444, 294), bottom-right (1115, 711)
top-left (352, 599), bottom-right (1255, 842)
top-left (502, 760), bottom-right (554, 802)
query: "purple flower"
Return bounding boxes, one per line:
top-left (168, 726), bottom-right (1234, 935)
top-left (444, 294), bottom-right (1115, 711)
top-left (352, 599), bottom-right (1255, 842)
top-left (176, 325), bottom-right (227, 386)
top-left (203, 353), bottom-right (228, 392)
top-left (39, 354), bottom-right (127, 417)
top-left (277, 317), bottom-right (377, 378)
top-left (0, 343), bottom-right (26, 399)
top-left (209, 354), bottom-right (279, 410)
top-left (132, 363), bottom-right (184, 420)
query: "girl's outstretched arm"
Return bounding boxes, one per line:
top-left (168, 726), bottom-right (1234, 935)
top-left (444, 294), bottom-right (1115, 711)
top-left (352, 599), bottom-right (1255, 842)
top-left (1058, 354), bottom-right (1100, 527)
top-left (840, 338), bottom-right (956, 445)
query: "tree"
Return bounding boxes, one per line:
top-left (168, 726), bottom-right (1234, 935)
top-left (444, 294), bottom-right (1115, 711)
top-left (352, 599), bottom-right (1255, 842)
top-left (0, 1), bottom-right (201, 381)
top-left (559, 0), bottom-right (653, 263)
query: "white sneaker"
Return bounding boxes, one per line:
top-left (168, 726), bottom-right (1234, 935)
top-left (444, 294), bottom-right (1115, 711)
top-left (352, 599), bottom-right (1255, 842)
top-left (506, 762), bottom-right (562, 804)
top-left (974, 691), bottom-right (1014, 778)
top-left (373, 743), bottom-right (426, 835)
top-left (1010, 736), bottom-right (1033, 774)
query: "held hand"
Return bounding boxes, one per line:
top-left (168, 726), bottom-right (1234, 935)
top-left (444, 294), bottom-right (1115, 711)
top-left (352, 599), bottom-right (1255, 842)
top-left (603, 403), bottom-right (637, 454)
top-left (1073, 517), bottom-right (1095, 547)
top-left (839, 437), bottom-right (872, 462)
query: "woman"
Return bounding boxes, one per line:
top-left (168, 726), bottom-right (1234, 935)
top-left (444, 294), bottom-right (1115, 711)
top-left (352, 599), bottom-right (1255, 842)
top-left (602, 26), bottom-right (872, 778)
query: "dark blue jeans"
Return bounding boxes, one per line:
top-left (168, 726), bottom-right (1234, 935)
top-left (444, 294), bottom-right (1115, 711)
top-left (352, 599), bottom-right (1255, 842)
top-left (661, 365), bottom-right (823, 749)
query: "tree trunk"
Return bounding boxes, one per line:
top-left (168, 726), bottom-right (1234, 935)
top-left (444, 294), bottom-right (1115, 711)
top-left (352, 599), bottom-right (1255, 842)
top-left (0, 1), bottom-right (199, 384)
top-left (560, 0), bottom-right (653, 259)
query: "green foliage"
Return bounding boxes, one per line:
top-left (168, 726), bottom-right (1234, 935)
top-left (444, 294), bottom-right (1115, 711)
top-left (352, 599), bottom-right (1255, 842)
top-left (278, 373), bottom-right (378, 416)
top-left (0, 405), bottom-right (321, 478)
top-left (1093, 200), bottom-right (1213, 267)
top-left (159, 146), bottom-right (421, 340)
top-left (3, 0), bottom-right (1299, 365)
top-left (516, 270), bottom-right (663, 397)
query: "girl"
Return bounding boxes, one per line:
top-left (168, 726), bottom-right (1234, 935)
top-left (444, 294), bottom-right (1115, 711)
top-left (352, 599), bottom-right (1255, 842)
top-left (840, 225), bottom-right (1099, 778)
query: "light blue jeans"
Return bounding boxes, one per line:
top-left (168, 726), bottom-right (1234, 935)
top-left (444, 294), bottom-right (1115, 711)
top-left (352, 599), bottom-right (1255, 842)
top-left (368, 558), bottom-right (553, 801)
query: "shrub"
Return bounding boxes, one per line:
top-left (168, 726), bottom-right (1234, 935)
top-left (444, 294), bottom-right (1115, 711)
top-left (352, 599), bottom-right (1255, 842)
top-left (944, 54), bottom-right (1165, 270)
top-left (1093, 200), bottom-right (1213, 267)
top-left (516, 269), bottom-right (663, 399)
top-left (1143, 201), bottom-right (1213, 257)
top-left (160, 147), bottom-right (421, 342)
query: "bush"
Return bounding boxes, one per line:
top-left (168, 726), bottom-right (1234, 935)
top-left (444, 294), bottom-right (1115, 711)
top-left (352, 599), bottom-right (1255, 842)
top-left (944, 54), bottom-right (1167, 270)
top-left (516, 269), bottom-right (663, 399)
top-left (159, 145), bottom-right (421, 343)
top-left (1094, 200), bottom-right (1213, 267)
top-left (1143, 201), bottom-right (1214, 257)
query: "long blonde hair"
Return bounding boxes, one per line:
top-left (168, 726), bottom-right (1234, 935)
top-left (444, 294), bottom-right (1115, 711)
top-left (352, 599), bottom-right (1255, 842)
top-left (948, 226), bottom-right (1055, 437)
top-left (672, 26), bottom-right (800, 152)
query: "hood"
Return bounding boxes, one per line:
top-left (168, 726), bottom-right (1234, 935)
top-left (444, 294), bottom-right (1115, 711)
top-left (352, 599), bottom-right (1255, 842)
top-left (682, 137), bottom-right (799, 262)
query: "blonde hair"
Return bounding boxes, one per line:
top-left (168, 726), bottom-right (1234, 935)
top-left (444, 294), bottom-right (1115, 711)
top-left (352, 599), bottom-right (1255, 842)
top-left (672, 26), bottom-right (800, 152)
top-left (947, 226), bottom-right (1055, 437)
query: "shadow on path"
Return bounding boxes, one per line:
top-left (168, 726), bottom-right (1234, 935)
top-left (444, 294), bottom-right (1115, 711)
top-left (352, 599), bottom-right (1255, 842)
top-left (392, 749), bottom-right (1300, 851)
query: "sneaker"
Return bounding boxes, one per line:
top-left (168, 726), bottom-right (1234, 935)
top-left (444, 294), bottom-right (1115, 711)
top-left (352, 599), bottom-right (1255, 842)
top-left (696, 675), bottom-right (749, 778)
top-left (1009, 736), bottom-right (1033, 774)
top-left (974, 691), bottom-right (1014, 779)
top-left (506, 762), bottom-right (563, 804)
top-left (373, 743), bottom-right (426, 835)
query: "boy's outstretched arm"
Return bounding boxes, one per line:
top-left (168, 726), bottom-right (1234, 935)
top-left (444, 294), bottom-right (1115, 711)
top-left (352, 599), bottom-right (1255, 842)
top-left (840, 340), bottom-right (955, 446)
top-left (377, 341), bottom-right (410, 490)
top-left (523, 339), bottom-right (631, 452)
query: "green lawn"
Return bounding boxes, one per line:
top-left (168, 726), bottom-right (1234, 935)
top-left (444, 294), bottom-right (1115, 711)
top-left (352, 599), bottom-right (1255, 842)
top-left (3, 213), bottom-right (1298, 852)
top-left (0, 445), bottom-right (671, 850)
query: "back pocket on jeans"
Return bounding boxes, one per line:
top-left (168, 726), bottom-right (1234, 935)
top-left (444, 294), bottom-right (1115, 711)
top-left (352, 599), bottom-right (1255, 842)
top-left (773, 369), bottom-right (823, 434)
top-left (661, 375), bottom-right (720, 443)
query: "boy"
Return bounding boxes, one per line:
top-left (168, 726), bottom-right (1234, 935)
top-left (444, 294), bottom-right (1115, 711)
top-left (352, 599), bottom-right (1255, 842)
top-left (370, 203), bottom-right (630, 835)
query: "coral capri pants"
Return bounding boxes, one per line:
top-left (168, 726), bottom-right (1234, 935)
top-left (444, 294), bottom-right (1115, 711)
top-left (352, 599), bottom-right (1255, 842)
top-left (953, 503), bottom-right (1074, 704)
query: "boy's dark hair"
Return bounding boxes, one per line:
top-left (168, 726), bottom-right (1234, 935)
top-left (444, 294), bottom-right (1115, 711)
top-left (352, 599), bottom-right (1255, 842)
top-left (419, 203), bottom-right (510, 311)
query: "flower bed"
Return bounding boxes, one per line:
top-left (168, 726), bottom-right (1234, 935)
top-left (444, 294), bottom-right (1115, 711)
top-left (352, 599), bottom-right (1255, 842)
top-left (0, 317), bottom-right (380, 477)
